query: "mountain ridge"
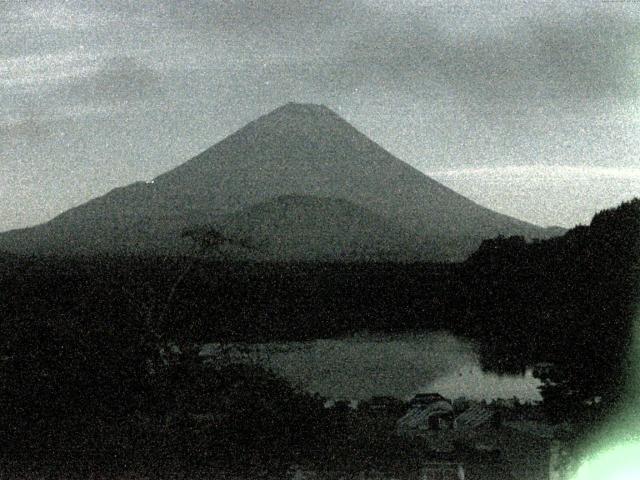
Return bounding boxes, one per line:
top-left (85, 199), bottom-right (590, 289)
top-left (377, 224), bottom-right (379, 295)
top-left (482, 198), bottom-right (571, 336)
top-left (0, 102), bottom-right (562, 260)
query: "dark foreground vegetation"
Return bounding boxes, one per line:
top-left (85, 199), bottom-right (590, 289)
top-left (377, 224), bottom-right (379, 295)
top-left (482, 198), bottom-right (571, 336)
top-left (0, 199), bottom-right (637, 476)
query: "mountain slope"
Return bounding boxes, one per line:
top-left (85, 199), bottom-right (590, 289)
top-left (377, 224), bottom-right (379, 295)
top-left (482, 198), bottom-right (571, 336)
top-left (208, 194), bottom-right (439, 261)
top-left (0, 103), bottom-right (560, 260)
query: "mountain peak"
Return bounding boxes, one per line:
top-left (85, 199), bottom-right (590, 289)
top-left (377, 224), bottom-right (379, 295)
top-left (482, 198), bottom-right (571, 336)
top-left (0, 103), bottom-right (558, 260)
top-left (219, 101), bottom-right (358, 150)
top-left (277, 102), bottom-right (332, 114)
top-left (263, 102), bottom-right (338, 123)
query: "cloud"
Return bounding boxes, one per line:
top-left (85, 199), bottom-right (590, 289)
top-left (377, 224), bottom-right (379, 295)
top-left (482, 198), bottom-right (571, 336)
top-left (1, 56), bottom-right (164, 140)
top-left (429, 165), bottom-right (640, 227)
top-left (1, 1), bottom-right (638, 232)
top-left (430, 165), bottom-right (640, 181)
top-left (6, 2), bottom-right (640, 105)
top-left (7, 0), bottom-right (123, 32)
top-left (327, 8), bottom-right (640, 106)
top-left (0, 115), bottom-right (55, 146)
top-left (0, 104), bottom-right (115, 149)
top-left (0, 49), bottom-right (101, 90)
top-left (72, 56), bottom-right (163, 102)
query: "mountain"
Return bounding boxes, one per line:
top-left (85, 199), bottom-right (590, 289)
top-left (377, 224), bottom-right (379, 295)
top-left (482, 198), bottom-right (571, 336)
top-left (210, 194), bottom-right (438, 261)
top-left (0, 103), bottom-right (561, 260)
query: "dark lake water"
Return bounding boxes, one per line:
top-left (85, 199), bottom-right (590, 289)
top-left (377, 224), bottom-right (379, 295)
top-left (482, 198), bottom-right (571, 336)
top-left (201, 332), bottom-right (542, 402)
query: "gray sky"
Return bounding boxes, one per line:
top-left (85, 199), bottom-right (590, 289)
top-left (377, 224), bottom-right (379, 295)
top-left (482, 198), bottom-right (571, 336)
top-left (2, 0), bottom-right (639, 231)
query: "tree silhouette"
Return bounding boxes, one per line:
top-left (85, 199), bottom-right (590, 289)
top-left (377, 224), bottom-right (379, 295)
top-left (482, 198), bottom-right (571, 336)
top-left (142, 228), bottom-right (258, 369)
top-left (463, 198), bottom-right (640, 423)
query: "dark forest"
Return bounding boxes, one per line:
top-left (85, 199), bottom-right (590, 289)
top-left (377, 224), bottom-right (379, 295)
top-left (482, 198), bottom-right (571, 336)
top-left (0, 199), bottom-right (638, 477)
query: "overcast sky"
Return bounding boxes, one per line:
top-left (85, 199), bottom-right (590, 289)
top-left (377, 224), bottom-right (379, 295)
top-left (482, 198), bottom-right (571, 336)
top-left (2, 0), bottom-right (639, 231)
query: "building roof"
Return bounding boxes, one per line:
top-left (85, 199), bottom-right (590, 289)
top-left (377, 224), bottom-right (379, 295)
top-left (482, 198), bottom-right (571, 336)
top-left (410, 392), bottom-right (448, 406)
top-left (397, 401), bottom-right (454, 430)
top-left (455, 404), bottom-right (494, 431)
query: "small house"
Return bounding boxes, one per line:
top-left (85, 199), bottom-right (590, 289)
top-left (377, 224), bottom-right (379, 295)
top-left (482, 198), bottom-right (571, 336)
top-left (397, 393), bottom-right (455, 435)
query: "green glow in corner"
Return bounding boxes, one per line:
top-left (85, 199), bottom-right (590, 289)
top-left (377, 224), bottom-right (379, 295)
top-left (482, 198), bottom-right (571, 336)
top-left (571, 292), bottom-right (640, 480)
top-left (573, 442), bottom-right (640, 480)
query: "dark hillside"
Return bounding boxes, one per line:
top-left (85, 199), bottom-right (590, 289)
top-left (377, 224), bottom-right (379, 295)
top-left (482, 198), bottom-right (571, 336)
top-left (0, 199), bottom-right (636, 475)
top-left (457, 198), bottom-right (640, 420)
top-left (0, 257), bottom-right (458, 343)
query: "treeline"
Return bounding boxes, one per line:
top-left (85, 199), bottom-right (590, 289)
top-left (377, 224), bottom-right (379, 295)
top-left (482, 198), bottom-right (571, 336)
top-left (0, 258), bottom-right (457, 343)
top-left (456, 198), bottom-right (640, 421)
top-left (0, 252), bottom-right (451, 476)
top-left (0, 199), bottom-right (637, 474)
top-left (0, 331), bottom-right (426, 477)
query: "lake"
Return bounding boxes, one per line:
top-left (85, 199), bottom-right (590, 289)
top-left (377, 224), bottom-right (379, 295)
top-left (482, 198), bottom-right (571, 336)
top-left (200, 331), bottom-right (542, 402)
